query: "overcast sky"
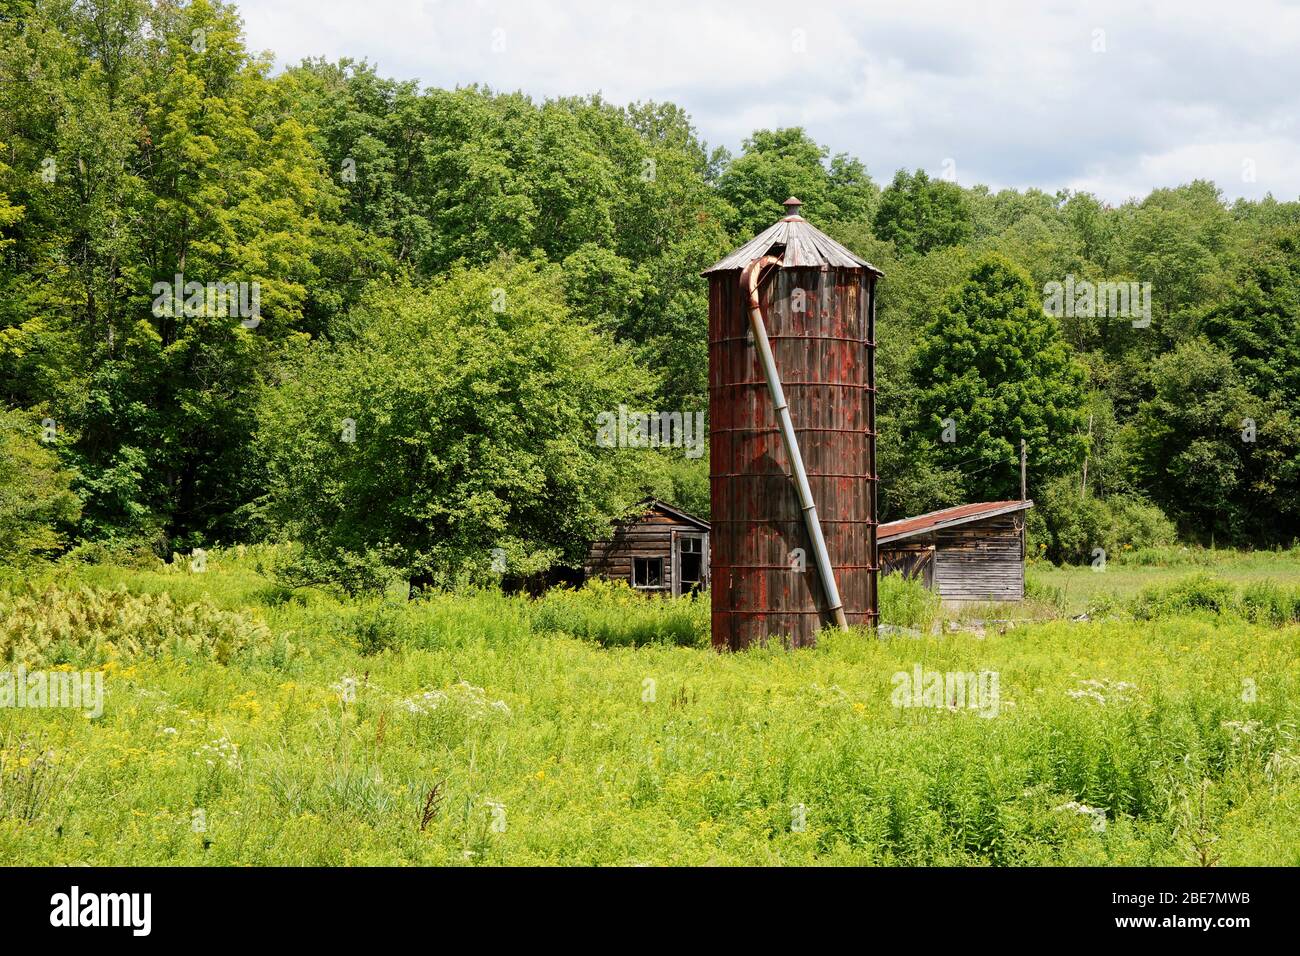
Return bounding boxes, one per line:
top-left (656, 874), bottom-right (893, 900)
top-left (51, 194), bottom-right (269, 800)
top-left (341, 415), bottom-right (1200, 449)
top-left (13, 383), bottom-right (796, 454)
top-left (235, 0), bottom-right (1300, 204)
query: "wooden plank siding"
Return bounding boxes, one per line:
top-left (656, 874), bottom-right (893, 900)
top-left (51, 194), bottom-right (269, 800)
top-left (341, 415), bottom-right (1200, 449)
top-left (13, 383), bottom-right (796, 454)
top-left (584, 503), bottom-right (709, 596)
top-left (879, 542), bottom-right (934, 588)
top-left (932, 513), bottom-right (1024, 601)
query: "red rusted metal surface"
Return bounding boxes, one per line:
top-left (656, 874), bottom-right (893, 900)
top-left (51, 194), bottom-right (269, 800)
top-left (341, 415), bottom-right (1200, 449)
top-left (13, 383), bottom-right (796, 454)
top-left (704, 199), bottom-right (882, 650)
top-left (878, 500), bottom-right (1032, 543)
top-left (740, 253), bottom-right (848, 630)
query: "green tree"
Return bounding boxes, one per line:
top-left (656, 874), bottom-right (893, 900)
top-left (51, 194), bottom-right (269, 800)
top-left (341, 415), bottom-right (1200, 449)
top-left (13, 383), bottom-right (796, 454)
top-left (828, 222), bottom-right (972, 519)
top-left (255, 259), bottom-right (661, 593)
top-left (0, 141), bottom-right (21, 241)
top-left (910, 256), bottom-right (1088, 502)
top-left (717, 128), bottom-right (877, 237)
top-left (0, 407), bottom-right (81, 564)
top-left (1201, 224), bottom-right (1300, 404)
top-left (1130, 338), bottom-right (1292, 543)
top-left (1060, 190), bottom-right (1116, 270)
top-left (286, 76), bottom-right (732, 411)
top-left (0, 0), bottom-right (386, 545)
top-left (1026, 474), bottom-right (1175, 564)
top-left (873, 169), bottom-right (973, 257)
top-left (1185, 228), bottom-right (1300, 542)
top-left (1112, 181), bottom-right (1233, 342)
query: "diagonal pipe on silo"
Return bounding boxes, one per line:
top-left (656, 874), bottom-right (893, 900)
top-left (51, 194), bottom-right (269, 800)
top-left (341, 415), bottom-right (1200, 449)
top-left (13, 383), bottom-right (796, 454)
top-left (740, 254), bottom-right (850, 632)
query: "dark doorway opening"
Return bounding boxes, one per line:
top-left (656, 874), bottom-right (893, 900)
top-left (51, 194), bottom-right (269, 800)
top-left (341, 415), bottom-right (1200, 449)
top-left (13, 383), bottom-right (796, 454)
top-left (676, 534), bottom-right (705, 594)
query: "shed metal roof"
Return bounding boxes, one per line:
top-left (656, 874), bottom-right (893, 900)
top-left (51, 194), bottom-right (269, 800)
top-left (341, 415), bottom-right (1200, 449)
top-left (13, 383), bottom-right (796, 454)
top-left (702, 198), bottom-right (883, 276)
top-left (877, 500), bottom-right (1033, 544)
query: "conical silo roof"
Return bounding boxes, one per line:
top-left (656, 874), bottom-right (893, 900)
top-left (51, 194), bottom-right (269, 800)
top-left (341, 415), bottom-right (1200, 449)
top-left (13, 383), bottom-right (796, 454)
top-left (702, 197), bottom-right (883, 275)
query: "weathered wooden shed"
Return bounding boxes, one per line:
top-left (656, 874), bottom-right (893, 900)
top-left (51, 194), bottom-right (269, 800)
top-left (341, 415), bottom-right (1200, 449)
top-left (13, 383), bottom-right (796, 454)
top-left (878, 500), bottom-right (1033, 602)
top-left (583, 498), bottom-right (710, 596)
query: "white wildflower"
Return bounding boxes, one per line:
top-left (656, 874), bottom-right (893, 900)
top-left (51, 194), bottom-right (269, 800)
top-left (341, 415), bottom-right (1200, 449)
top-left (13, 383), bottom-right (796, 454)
top-left (1055, 800), bottom-right (1107, 832)
top-left (193, 736), bottom-right (241, 770)
top-left (1222, 719), bottom-right (1263, 746)
top-left (399, 682), bottom-right (509, 720)
top-left (1067, 678), bottom-right (1136, 706)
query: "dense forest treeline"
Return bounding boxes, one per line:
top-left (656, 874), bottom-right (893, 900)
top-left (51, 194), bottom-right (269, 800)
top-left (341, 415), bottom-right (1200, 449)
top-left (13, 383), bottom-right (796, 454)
top-left (2, 0), bottom-right (1298, 587)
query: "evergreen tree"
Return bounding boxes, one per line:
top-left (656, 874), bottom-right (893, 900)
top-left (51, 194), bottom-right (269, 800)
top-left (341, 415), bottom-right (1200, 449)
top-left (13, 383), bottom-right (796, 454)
top-left (910, 256), bottom-right (1088, 501)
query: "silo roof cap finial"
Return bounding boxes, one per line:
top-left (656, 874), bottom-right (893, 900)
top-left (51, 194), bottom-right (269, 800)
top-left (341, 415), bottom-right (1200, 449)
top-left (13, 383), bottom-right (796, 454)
top-left (701, 195), bottom-right (882, 275)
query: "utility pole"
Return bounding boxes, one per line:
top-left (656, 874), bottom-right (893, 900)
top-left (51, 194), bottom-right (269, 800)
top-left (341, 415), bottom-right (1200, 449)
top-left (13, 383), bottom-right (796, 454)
top-left (1020, 439), bottom-right (1027, 501)
top-left (1019, 438), bottom-right (1028, 563)
top-left (1080, 413), bottom-right (1094, 499)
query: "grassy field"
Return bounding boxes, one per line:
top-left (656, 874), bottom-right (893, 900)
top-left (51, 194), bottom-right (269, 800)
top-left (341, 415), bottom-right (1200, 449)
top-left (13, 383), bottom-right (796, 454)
top-left (1, 547), bottom-right (1298, 866)
top-left (1028, 546), bottom-right (1300, 615)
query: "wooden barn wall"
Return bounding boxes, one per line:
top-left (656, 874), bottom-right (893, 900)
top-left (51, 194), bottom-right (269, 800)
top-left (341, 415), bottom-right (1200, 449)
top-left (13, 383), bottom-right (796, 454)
top-left (931, 513), bottom-right (1024, 601)
top-left (878, 542), bottom-right (934, 588)
top-left (584, 511), bottom-right (706, 593)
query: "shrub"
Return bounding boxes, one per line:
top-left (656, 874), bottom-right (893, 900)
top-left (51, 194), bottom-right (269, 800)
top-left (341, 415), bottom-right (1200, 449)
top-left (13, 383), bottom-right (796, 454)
top-left (1238, 581), bottom-right (1300, 626)
top-left (1085, 589), bottom-right (1123, 619)
top-left (347, 601), bottom-right (409, 655)
top-left (269, 542), bottom-right (403, 597)
top-left (1122, 574), bottom-right (1300, 625)
top-left (530, 578), bottom-right (708, 647)
top-left (1130, 574), bottom-right (1238, 620)
top-left (1106, 495), bottom-right (1178, 552)
top-left (1027, 476), bottom-right (1110, 564)
top-left (879, 573), bottom-right (941, 631)
top-left (1029, 475), bottom-right (1178, 565)
top-left (61, 533), bottom-right (163, 569)
top-left (254, 261), bottom-right (659, 593)
top-left (0, 585), bottom-right (281, 667)
top-left (0, 408), bottom-right (81, 566)
top-left (1023, 571), bottom-right (1066, 611)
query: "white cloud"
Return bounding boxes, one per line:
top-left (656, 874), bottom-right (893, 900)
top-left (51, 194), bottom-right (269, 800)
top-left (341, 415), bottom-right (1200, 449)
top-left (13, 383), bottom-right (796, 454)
top-left (235, 0), bottom-right (1300, 203)
top-left (1068, 139), bottom-right (1300, 204)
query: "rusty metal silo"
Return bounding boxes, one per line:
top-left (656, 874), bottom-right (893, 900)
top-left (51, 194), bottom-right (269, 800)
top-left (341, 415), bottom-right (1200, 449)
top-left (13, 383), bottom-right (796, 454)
top-left (705, 198), bottom-right (881, 650)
